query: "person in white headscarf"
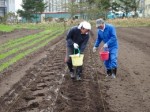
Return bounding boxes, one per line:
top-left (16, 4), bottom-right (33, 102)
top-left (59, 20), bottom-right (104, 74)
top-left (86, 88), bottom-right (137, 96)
top-left (65, 21), bottom-right (91, 81)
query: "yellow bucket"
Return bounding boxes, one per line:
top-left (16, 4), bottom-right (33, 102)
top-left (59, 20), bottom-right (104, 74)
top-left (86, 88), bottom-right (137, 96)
top-left (70, 54), bottom-right (84, 66)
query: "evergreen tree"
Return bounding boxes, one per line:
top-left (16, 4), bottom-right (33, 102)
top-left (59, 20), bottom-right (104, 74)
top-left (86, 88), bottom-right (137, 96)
top-left (130, 0), bottom-right (140, 17)
top-left (119, 0), bottom-right (140, 17)
top-left (66, 1), bottom-right (78, 19)
top-left (17, 0), bottom-right (46, 22)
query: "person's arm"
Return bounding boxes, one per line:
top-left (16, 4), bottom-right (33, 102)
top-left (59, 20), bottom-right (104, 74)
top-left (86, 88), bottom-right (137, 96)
top-left (80, 35), bottom-right (89, 53)
top-left (66, 28), bottom-right (74, 47)
top-left (106, 25), bottom-right (117, 46)
top-left (94, 30), bottom-right (102, 47)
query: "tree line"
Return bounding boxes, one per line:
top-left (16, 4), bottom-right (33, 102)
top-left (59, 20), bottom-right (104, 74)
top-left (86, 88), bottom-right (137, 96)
top-left (14, 0), bottom-right (141, 22)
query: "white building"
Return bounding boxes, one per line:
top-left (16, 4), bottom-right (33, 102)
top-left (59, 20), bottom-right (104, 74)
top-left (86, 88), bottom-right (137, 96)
top-left (0, 0), bottom-right (15, 16)
top-left (0, 0), bottom-right (7, 16)
top-left (44, 0), bottom-right (69, 13)
top-left (0, 0), bottom-right (22, 17)
top-left (43, 0), bottom-right (82, 13)
top-left (144, 0), bottom-right (150, 17)
top-left (7, 0), bottom-right (15, 13)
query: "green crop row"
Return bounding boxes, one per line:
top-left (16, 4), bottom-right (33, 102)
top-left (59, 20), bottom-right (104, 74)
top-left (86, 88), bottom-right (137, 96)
top-left (0, 30), bottom-right (51, 51)
top-left (0, 30), bottom-right (64, 72)
top-left (0, 23), bottom-right (65, 72)
top-left (0, 25), bottom-right (62, 48)
top-left (0, 30), bottom-right (60, 60)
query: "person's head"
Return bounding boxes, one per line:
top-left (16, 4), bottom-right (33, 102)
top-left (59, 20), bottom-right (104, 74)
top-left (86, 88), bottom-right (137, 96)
top-left (96, 18), bottom-right (105, 29)
top-left (78, 21), bottom-right (91, 34)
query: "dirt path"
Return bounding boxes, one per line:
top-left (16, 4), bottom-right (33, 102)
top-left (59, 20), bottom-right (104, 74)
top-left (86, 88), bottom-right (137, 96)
top-left (0, 27), bottom-right (150, 112)
top-left (113, 27), bottom-right (150, 111)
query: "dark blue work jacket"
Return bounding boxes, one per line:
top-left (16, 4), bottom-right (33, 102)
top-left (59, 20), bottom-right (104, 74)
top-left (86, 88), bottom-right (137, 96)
top-left (66, 26), bottom-right (89, 53)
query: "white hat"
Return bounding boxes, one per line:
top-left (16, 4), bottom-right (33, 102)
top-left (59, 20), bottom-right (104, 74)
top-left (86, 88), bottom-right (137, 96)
top-left (78, 21), bottom-right (91, 30)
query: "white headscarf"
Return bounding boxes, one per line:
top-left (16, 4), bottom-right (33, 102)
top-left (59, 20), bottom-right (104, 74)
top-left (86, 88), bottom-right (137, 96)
top-left (78, 21), bottom-right (84, 29)
top-left (78, 21), bottom-right (91, 30)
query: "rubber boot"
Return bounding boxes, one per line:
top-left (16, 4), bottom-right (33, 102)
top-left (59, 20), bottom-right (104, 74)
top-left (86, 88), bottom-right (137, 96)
top-left (67, 62), bottom-right (73, 72)
top-left (111, 68), bottom-right (117, 78)
top-left (106, 69), bottom-right (111, 77)
top-left (70, 71), bottom-right (75, 79)
top-left (67, 62), bottom-right (75, 79)
top-left (76, 66), bottom-right (82, 81)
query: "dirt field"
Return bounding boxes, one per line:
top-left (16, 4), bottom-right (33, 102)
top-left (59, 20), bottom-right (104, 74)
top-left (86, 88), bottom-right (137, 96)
top-left (0, 26), bottom-right (150, 112)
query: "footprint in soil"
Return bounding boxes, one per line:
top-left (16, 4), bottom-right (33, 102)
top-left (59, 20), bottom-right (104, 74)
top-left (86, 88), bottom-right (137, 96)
top-left (133, 71), bottom-right (140, 75)
top-left (23, 96), bottom-right (36, 101)
top-left (34, 93), bottom-right (45, 97)
top-left (28, 102), bottom-right (39, 108)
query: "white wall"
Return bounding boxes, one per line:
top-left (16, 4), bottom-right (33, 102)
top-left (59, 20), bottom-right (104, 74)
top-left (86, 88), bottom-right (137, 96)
top-left (7, 0), bottom-right (15, 13)
top-left (6, 0), bottom-right (22, 13)
top-left (144, 0), bottom-right (150, 17)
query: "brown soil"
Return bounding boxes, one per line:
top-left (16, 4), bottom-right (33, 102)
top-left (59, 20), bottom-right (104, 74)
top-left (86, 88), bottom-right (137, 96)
top-left (0, 27), bottom-right (150, 112)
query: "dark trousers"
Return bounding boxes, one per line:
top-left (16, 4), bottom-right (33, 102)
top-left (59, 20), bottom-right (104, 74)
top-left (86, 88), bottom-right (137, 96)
top-left (65, 47), bottom-right (82, 76)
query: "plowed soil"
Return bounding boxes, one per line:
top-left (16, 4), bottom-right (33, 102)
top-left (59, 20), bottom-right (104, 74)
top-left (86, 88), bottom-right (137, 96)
top-left (0, 27), bottom-right (150, 112)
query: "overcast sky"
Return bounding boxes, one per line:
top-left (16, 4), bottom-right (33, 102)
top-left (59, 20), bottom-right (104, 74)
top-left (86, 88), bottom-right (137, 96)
top-left (15, 0), bottom-right (23, 11)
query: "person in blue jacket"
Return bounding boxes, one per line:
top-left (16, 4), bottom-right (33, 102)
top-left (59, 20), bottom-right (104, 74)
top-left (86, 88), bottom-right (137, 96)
top-left (93, 18), bottom-right (119, 78)
top-left (65, 21), bottom-right (91, 80)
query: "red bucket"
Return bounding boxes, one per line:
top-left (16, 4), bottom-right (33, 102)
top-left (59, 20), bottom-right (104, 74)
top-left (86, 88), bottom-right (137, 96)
top-left (99, 48), bottom-right (109, 61)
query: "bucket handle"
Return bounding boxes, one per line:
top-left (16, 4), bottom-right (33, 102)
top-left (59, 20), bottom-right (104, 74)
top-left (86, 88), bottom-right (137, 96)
top-left (74, 48), bottom-right (80, 55)
top-left (100, 46), bottom-right (109, 52)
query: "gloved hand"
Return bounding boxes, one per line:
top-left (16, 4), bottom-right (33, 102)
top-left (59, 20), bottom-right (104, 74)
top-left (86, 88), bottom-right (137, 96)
top-left (93, 47), bottom-right (97, 52)
top-left (103, 43), bottom-right (108, 48)
top-left (73, 43), bottom-right (79, 49)
top-left (76, 53), bottom-right (80, 57)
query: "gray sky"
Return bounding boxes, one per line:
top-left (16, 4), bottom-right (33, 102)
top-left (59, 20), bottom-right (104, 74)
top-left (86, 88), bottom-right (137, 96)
top-left (15, 0), bottom-right (23, 11)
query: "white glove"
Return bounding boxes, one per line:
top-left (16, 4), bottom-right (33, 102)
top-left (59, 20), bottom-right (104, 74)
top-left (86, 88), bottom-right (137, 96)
top-left (73, 43), bottom-right (79, 49)
top-left (103, 43), bottom-right (108, 48)
top-left (93, 47), bottom-right (97, 52)
top-left (76, 53), bottom-right (80, 56)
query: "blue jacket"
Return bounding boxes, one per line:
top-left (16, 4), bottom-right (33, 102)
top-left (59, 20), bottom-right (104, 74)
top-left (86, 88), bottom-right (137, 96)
top-left (94, 24), bottom-right (118, 49)
top-left (66, 26), bottom-right (90, 52)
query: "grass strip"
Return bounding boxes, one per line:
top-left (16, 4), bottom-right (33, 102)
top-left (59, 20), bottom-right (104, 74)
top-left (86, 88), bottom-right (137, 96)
top-left (0, 24), bottom-right (15, 32)
top-left (106, 18), bottom-right (150, 27)
top-left (0, 23), bottom-right (64, 32)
